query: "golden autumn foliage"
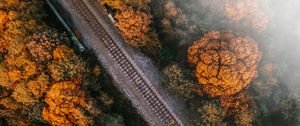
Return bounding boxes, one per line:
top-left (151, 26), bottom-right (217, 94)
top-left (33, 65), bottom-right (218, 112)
top-left (27, 73), bottom-right (50, 98)
top-left (162, 64), bottom-right (195, 100)
top-left (42, 79), bottom-right (101, 126)
top-left (190, 101), bottom-right (227, 126)
top-left (0, 0), bottom-right (45, 54)
top-left (12, 82), bottom-right (37, 106)
top-left (100, 0), bottom-right (125, 10)
top-left (234, 110), bottom-right (255, 126)
top-left (187, 31), bottom-right (261, 97)
top-left (49, 45), bottom-right (87, 82)
top-left (0, 52), bottom-right (38, 89)
top-left (0, 97), bottom-right (23, 111)
top-left (6, 53), bottom-right (38, 83)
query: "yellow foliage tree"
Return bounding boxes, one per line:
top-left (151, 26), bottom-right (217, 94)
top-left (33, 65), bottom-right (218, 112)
top-left (49, 45), bottom-right (87, 82)
top-left (12, 82), bottom-right (37, 106)
top-left (27, 73), bottom-right (50, 99)
top-left (42, 78), bottom-right (101, 126)
top-left (190, 101), bottom-right (227, 125)
top-left (5, 53), bottom-right (37, 83)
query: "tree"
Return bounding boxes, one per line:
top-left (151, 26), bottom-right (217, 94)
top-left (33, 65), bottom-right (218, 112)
top-left (190, 101), bottom-right (227, 126)
top-left (100, 0), bottom-right (159, 55)
top-left (42, 79), bottom-right (101, 125)
top-left (100, 0), bottom-right (151, 11)
top-left (26, 29), bottom-right (65, 62)
top-left (11, 82), bottom-right (37, 106)
top-left (115, 8), bottom-right (153, 48)
top-left (161, 64), bottom-right (195, 100)
top-left (27, 73), bottom-right (50, 99)
top-left (49, 45), bottom-right (87, 82)
top-left (6, 52), bottom-right (38, 83)
top-left (187, 31), bottom-right (262, 97)
top-left (219, 92), bottom-right (255, 116)
top-left (235, 110), bottom-right (255, 126)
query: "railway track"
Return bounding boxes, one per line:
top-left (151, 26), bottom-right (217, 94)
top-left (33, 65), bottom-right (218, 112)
top-left (69, 0), bottom-right (181, 125)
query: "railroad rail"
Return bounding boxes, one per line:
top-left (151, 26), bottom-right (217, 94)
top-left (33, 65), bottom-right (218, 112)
top-left (63, 0), bottom-right (183, 125)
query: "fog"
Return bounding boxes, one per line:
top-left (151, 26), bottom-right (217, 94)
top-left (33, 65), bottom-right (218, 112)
top-left (157, 0), bottom-right (300, 93)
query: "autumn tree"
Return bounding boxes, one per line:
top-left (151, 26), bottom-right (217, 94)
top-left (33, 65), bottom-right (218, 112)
top-left (115, 8), bottom-right (153, 48)
top-left (49, 45), bottom-right (87, 82)
top-left (0, 0), bottom-right (45, 55)
top-left (27, 73), bottom-right (50, 99)
top-left (100, 0), bottom-right (159, 55)
top-left (189, 101), bottom-right (227, 126)
top-left (26, 29), bottom-right (66, 62)
top-left (100, 0), bottom-right (151, 11)
top-left (187, 31), bottom-right (262, 97)
top-left (42, 79), bottom-right (101, 125)
top-left (235, 110), bottom-right (255, 126)
top-left (161, 64), bottom-right (195, 100)
top-left (219, 92), bottom-right (255, 115)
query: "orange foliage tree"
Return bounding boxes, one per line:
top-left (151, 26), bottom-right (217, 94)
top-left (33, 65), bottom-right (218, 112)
top-left (115, 8), bottom-right (153, 48)
top-left (100, 0), bottom-right (151, 11)
top-left (187, 31), bottom-right (261, 97)
top-left (100, 0), bottom-right (159, 55)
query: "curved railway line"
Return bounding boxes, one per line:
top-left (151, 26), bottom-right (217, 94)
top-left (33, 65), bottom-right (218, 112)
top-left (67, 0), bottom-right (182, 125)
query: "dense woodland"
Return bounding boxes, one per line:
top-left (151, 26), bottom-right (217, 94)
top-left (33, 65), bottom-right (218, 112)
top-left (100, 0), bottom-right (300, 125)
top-left (0, 0), bottom-right (148, 125)
top-left (0, 0), bottom-right (300, 126)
